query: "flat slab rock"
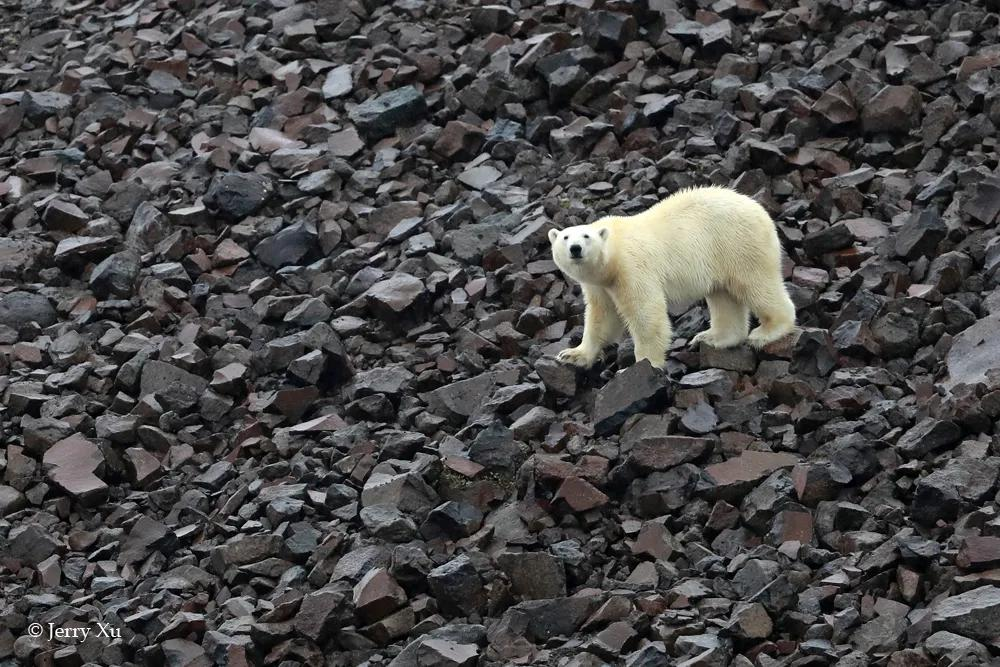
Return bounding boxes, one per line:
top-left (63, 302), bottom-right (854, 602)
top-left (931, 586), bottom-right (1000, 641)
top-left (592, 361), bottom-right (671, 435)
top-left (943, 313), bottom-right (1000, 390)
top-left (139, 361), bottom-right (209, 396)
top-left (42, 435), bottom-right (108, 506)
top-left (702, 451), bottom-right (801, 500)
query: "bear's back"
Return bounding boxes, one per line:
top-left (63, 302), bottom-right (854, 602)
top-left (604, 186), bottom-right (781, 300)
top-left (641, 186), bottom-right (769, 228)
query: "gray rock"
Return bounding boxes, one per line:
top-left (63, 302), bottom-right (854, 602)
top-left (140, 360), bottom-right (209, 410)
top-left (20, 91), bottom-right (72, 120)
top-left (581, 10), bottom-right (637, 52)
top-left (254, 221), bottom-right (316, 268)
top-left (497, 551), bottom-right (567, 600)
top-left (420, 501), bottom-right (484, 540)
top-left (911, 457), bottom-right (1000, 525)
top-left (0, 486), bottom-right (27, 517)
top-left (389, 624), bottom-right (486, 667)
top-left (861, 85), bottom-right (922, 133)
top-left (361, 470), bottom-right (438, 515)
top-left (895, 209), bottom-right (947, 260)
top-left (71, 93), bottom-right (131, 137)
top-left (322, 64), bottom-right (352, 99)
top-left (360, 504), bottom-right (418, 542)
top-left (470, 5), bottom-right (516, 34)
top-left (593, 361), bottom-right (671, 435)
top-left (103, 181), bottom-right (151, 223)
top-left (944, 313), bottom-right (1000, 390)
top-left (931, 586), bottom-right (1000, 641)
top-left (364, 273), bottom-right (428, 324)
top-left (803, 223), bottom-right (853, 257)
top-left (0, 291), bottom-right (56, 329)
top-left (9, 524), bottom-right (61, 564)
top-left (895, 418), bottom-right (961, 458)
top-left (348, 86), bottom-right (428, 140)
top-left (204, 172), bottom-right (273, 221)
top-left (445, 223), bottom-right (502, 263)
top-left (126, 202), bottom-right (171, 253)
top-left (492, 596), bottom-right (596, 643)
top-left (925, 631), bottom-right (991, 664)
top-left (352, 365), bottom-right (415, 400)
top-left (468, 422), bottom-right (524, 473)
top-left (428, 554), bottom-right (486, 616)
top-left (90, 250), bottom-right (141, 298)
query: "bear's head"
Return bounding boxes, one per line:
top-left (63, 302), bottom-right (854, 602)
top-left (549, 224), bottom-right (609, 283)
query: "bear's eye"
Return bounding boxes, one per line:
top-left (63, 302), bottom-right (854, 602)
top-left (563, 235), bottom-right (568, 240)
top-left (583, 234), bottom-right (589, 239)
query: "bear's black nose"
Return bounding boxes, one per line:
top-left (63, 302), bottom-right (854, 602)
top-left (569, 244), bottom-right (582, 258)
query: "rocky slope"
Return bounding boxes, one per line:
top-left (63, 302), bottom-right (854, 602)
top-left (3, 0), bottom-right (1000, 665)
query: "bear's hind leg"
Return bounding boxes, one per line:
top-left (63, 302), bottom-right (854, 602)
top-left (745, 283), bottom-right (797, 348)
top-left (613, 286), bottom-right (671, 369)
top-left (557, 285), bottom-right (625, 367)
top-left (690, 292), bottom-right (749, 348)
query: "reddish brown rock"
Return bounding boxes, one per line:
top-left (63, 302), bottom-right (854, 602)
top-left (703, 451), bottom-right (801, 501)
top-left (42, 435), bottom-right (108, 507)
top-left (554, 476), bottom-right (609, 511)
top-left (630, 522), bottom-right (676, 560)
top-left (861, 85), bottom-right (922, 134)
top-left (433, 121), bottom-right (485, 161)
top-left (628, 436), bottom-right (714, 472)
top-left (958, 537), bottom-right (1000, 572)
top-left (354, 568), bottom-right (408, 624)
top-left (123, 448), bottom-right (164, 489)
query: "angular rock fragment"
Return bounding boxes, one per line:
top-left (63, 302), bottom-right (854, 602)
top-left (428, 555), bottom-right (486, 616)
top-left (42, 435), bottom-right (108, 506)
top-left (43, 199), bottom-right (88, 232)
top-left (703, 451), bottom-right (801, 501)
top-left (424, 373), bottom-right (494, 424)
top-left (470, 5), bottom-right (516, 34)
top-left (944, 314), bottom-right (1000, 390)
top-left (349, 86), bottom-right (428, 140)
top-left (254, 221), bottom-right (315, 268)
top-left (90, 250), bottom-right (141, 298)
top-left (581, 11), bottom-right (637, 52)
top-left (627, 436), bottom-right (713, 472)
top-left (497, 551), bottom-right (566, 600)
top-left (895, 418), bottom-right (961, 458)
top-left (931, 586), bottom-right (1000, 641)
top-left (554, 477), bottom-right (609, 512)
top-left (364, 273), bottom-right (429, 325)
top-left (323, 64), bottom-right (353, 99)
top-left (593, 361), bottom-right (671, 436)
top-left (203, 172), bottom-right (273, 221)
top-left (895, 209), bottom-right (947, 260)
top-left (354, 568), bottom-right (408, 623)
top-left (861, 85), bottom-right (922, 133)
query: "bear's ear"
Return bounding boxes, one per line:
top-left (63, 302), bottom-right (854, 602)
top-left (598, 227), bottom-right (609, 240)
top-left (548, 229), bottom-right (558, 244)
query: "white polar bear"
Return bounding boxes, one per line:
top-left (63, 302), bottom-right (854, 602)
top-left (548, 186), bottom-right (797, 369)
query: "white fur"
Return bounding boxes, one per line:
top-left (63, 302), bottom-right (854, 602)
top-left (548, 186), bottom-right (797, 369)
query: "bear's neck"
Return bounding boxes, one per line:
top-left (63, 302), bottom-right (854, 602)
top-left (576, 264), bottom-right (615, 288)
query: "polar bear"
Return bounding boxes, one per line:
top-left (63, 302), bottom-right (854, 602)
top-left (548, 186), bottom-right (796, 369)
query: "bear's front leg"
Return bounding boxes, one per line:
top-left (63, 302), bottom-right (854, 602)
top-left (614, 285), bottom-right (671, 369)
top-left (557, 285), bottom-right (625, 368)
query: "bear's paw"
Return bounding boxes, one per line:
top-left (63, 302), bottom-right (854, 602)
top-left (556, 346), bottom-right (598, 368)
